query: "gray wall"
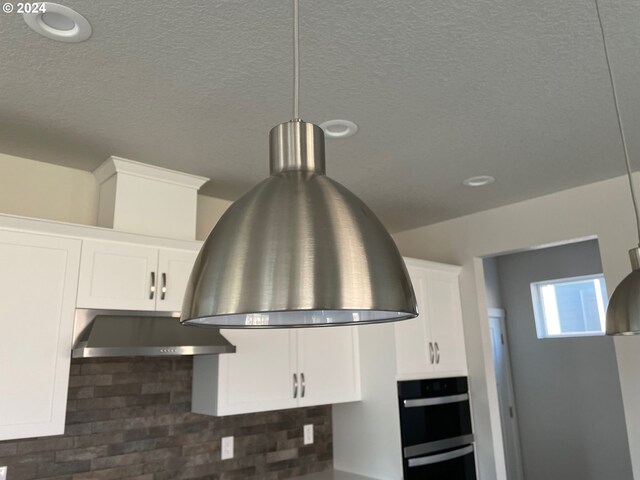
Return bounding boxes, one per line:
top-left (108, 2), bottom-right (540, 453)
top-left (495, 240), bottom-right (632, 480)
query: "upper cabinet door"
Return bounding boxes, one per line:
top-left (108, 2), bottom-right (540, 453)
top-left (156, 249), bottom-right (198, 312)
top-left (395, 262), bottom-right (435, 378)
top-left (297, 326), bottom-right (361, 407)
top-left (426, 269), bottom-right (467, 374)
top-left (76, 240), bottom-right (158, 311)
top-left (0, 230), bottom-right (81, 440)
top-left (209, 329), bottom-right (298, 416)
top-left (192, 327), bottom-right (362, 417)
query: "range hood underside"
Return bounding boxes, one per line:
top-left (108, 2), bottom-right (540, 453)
top-left (72, 313), bottom-right (235, 358)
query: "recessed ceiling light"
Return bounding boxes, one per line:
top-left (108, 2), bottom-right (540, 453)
top-left (319, 120), bottom-right (359, 138)
top-left (463, 175), bottom-right (495, 187)
top-left (23, 3), bottom-right (92, 43)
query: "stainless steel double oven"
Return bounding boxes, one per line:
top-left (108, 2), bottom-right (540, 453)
top-left (398, 377), bottom-right (476, 479)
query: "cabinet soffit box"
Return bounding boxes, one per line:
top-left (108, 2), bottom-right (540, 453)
top-left (93, 156), bottom-right (209, 241)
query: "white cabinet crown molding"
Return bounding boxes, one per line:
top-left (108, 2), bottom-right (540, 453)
top-left (93, 156), bottom-right (209, 190)
top-left (0, 212), bottom-right (202, 251)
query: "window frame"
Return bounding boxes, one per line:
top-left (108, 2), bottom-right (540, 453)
top-left (530, 273), bottom-right (608, 339)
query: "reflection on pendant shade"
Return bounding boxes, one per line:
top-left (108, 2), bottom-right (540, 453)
top-left (180, 121), bottom-right (417, 327)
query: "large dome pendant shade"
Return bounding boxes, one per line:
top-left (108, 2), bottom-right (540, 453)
top-left (180, 120), bottom-right (418, 328)
top-left (606, 247), bottom-right (640, 335)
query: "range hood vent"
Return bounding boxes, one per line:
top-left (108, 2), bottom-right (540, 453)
top-left (72, 315), bottom-right (235, 358)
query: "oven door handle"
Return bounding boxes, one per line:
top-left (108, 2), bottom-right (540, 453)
top-left (408, 444), bottom-right (474, 468)
top-left (403, 393), bottom-right (469, 408)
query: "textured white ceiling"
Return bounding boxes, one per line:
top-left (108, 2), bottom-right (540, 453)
top-left (1, 0), bottom-right (639, 232)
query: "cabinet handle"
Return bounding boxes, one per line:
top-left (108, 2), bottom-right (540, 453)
top-left (293, 373), bottom-right (298, 399)
top-left (160, 273), bottom-right (167, 300)
top-left (149, 272), bottom-right (156, 300)
top-left (429, 342), bottom-right (434, 364)
top-left (435, 342), bottom-right (440, 364)
top-left (301, 372), bottom-right (306, 398)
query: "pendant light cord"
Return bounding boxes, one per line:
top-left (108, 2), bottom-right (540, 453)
top-left (293, 0), bottom-right (300, 121)
top-left (594, 0), bottom-right (640, 244)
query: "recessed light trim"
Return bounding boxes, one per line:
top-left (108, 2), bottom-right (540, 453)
top-left (23, 3), bottom-right (92, 43)
top-left (319, 119), bottom-right (359, 138)
top-left (463, 175), bottom-right (495, 187)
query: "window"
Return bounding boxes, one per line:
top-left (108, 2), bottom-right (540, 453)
top-left (530, 274), bottom-right (608, 338)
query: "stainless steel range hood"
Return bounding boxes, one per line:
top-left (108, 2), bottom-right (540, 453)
top-left (72, 315), bottom-right (235, 358)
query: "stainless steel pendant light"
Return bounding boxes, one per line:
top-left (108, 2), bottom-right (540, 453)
top-left (594, 0), bottom-right (640, 335)
top-left (180, 0), bottom-right (417, 328)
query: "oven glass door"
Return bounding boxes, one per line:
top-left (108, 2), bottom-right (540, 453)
top-left (404, 445), bottom-right (476, 480)
top-left (399, 394), bottom-right (473, 448)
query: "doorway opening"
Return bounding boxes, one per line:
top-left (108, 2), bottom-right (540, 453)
top-left (483, 238), bottom-right (632, 480)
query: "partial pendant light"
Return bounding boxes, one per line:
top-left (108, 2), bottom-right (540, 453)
top-left (180, 0), bottom-right (417, 328)
top-left (594, 0), bottom-right (640, 335)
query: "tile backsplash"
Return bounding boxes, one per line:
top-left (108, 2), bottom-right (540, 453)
top-left (0, 358), bottom-right (332, 480)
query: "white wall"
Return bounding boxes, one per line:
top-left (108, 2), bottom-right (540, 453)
top-left (393, 174), bottom-right (640, 479)
top-left (196, 194), bottom-right (233, 241)
top-left (333, 322), bottom-right (404, 479)
top-left (0, 153), bottom-right (99, 226)
top-left (0, 152), bottom-right (232, 241)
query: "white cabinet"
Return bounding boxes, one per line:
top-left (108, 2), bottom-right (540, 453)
top-left (426, 268), bottom-right (467, 373)
top-left (192, 326), bottom-right (361, 416)
top-left (0, 230), bottom-right (81, 440)
top-left (76, 241), bottom-right (157, 310)
top-left (193, 329), bottom-right (298, 416)
top-left (157, 249), bottom-right (199, 312)
top-left (297, 327), bottom-right (360, 407)
top-left (395, 258), bottom-right (467, 379)
top-left (76, 240), bottom-right (197, 312)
